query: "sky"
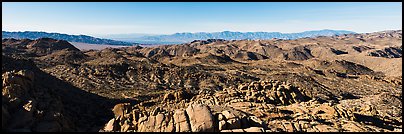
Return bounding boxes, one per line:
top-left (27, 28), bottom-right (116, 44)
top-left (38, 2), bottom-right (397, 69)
top-left (2, 2), bottom-right (402, 36)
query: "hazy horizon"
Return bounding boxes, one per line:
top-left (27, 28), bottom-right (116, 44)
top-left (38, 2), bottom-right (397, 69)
top-left (3, 2), bottom-right (402, 36)
top-left (3, 29), bottom-right (360, 35)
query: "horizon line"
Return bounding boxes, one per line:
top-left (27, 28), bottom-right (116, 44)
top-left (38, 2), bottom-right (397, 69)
top-left (3, 29), bottom-right (402, 38)
top-left (2, 29), bottom-right (361, 36)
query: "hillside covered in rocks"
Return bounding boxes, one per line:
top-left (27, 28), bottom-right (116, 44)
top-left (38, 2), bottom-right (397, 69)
top-left (2, 30), bottom-right (402, 132)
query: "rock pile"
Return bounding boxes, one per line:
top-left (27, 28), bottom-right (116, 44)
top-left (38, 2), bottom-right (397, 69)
top-left (2, 70), bottom-right (73, 132)
top-left (102, 103), bottom-right (267, 132)
top-left (101, 80), bottom-right (402, 132)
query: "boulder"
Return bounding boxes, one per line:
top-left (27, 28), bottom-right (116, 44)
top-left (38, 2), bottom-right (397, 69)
top-left (222, 110), bottom-right (241, 130)
top-left (104, 118), bottom-right (118, 132)
top-left (244, 127), bottom-right (265, 132)
top-left (159, 113), bottom-right (175, 132)
top-left (173, 110), bottom-right (191, 132)
top-left (138, 115), bottom-right (156, 132)
top-left (185, 104), bottom-right (215, 132)
top-left (311, 104), bottom-right (337, 120)
top-left (112, 103), bottom-right (131, 118)
top-left (137, 111), bottom-right (175, 132)
top-left (247, 116), bottom-right (264, 127)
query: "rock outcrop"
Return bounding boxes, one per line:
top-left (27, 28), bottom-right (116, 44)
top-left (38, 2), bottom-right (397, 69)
top-left (2, 70), bottom-right (73, 132)
top-left (100, 80), bottom-right (402, 132)
top-left (368, 46), bottom-right (402, 58)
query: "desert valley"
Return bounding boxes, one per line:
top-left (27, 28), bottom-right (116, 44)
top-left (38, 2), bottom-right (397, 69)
top-left (2, 30), bottom-right (402, 132)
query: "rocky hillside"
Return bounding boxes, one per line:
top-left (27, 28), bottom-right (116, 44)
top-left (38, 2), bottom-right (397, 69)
top-left (368, 46), bottom-right (402, 58)
top-left (101, 80), bottom-right (401, 132)
top-left (1, 30), bottom-right (402, 132)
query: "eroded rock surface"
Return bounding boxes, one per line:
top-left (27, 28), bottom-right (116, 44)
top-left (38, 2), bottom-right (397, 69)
top-left (101, 80), bottom-right (402, 132)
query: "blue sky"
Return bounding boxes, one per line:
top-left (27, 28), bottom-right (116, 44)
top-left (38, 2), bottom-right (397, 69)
top-left (2, 2), bottom-right (402, 35)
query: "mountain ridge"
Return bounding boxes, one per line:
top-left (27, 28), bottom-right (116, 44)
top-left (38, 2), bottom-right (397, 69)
top-left (2, 31), bottom-right (137, 46)
top-left (111, 29), bottom-right (356, 44)
top-left (2, 30), bottom-right (356, 45)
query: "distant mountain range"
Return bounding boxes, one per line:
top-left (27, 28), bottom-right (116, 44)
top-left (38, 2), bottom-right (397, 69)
top-left (3, 30), bottom-right (356, 45)
top-left (2, 31), bottom-right (137, 46)
top-left (104, 29), bottom-right (356, 44)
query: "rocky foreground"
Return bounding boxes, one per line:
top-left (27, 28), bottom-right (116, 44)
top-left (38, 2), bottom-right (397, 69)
top-left (102, 80), bottom-right (402, 132)
top-left (2, 30), bottom-right (402, 132)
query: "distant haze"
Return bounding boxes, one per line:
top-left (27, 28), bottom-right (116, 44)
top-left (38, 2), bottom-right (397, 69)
top-left (94, 29), bottom-right (356, 44)
top-left (3, 30), bottom-right (356, 45)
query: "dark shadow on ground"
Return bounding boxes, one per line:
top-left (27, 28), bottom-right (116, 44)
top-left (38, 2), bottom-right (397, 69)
top-left (2, 55), bottom-right (139, 132)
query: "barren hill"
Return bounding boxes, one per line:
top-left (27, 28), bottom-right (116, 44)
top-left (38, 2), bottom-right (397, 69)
top-left (2, 30), bottom-right (402, 132)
